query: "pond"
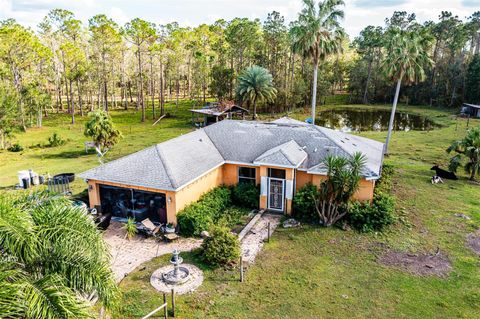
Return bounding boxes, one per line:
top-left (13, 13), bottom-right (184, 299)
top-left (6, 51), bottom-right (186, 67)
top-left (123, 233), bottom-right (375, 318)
top-left (316, 109), bottom-right (440, 132)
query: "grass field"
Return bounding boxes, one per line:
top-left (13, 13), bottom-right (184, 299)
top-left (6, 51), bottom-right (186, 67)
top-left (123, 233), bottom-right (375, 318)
top-left (1, 101), bottom-right (480, 318)
top-left (0, 101), bottom-right (196, 193)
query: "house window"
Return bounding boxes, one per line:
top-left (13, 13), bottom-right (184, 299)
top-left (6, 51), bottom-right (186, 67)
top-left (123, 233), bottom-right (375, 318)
top-left (268, 168), bottom-right (286, 179)
top-left (238, 167), bottom-right (256, 184)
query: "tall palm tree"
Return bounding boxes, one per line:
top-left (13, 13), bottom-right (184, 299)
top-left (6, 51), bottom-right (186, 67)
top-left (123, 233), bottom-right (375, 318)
top-left (447, 126), bottom-right (480, 180)
top-left (236, 65), bottom-right (277, 119)
top-left (290, 0), bottom-right (345, 125)
top-left (382, 28), bottom-right (433, 154)
top-left (0, 191), bottom-right (119, 318)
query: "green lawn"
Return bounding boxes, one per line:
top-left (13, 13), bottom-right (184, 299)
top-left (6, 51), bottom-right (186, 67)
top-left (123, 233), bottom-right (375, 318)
top-left (1, 101), bottom-right (479, 318)
top-left (0, 101), bottom-right (196, 193)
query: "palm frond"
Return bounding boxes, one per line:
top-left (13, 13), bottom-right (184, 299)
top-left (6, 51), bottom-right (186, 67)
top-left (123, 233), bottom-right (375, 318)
top-left (0, 194), bottom-right (39, 264)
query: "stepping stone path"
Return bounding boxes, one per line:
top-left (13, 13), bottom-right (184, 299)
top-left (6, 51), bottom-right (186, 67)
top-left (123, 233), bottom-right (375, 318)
top-left (240, 213), bottom-right (282, 264)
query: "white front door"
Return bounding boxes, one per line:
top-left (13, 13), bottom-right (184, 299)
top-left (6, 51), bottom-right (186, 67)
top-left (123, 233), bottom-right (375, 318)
top-left (268, 178), bottom-right (285, 212)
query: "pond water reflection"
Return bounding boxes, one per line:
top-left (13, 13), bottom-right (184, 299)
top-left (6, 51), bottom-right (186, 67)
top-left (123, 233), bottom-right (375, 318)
top-left (316, 109), bottom-right (440, 132)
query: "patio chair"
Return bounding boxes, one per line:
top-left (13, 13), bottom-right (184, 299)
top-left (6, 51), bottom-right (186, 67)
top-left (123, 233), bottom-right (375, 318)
top-left (138, 218), bottom-right (161, 239)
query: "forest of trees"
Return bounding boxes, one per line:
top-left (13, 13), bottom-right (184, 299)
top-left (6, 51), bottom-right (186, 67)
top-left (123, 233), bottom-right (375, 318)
top-left (0, 6), bottom-right (480, 146)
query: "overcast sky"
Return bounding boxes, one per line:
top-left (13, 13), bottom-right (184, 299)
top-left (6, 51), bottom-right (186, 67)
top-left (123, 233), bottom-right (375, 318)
top-left (0, 0), bottom-right (479, 37)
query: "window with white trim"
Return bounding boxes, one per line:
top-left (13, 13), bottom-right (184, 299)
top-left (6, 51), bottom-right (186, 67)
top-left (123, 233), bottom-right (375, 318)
top-left (238, 167), bottom-right (256, 184)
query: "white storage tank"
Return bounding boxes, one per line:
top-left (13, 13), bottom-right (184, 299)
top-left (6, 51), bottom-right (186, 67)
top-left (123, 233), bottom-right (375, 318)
top-left (18, 170), bottom-right (30, 186)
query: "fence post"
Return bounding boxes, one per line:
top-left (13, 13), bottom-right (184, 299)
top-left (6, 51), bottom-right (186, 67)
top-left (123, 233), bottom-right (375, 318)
top-left (240, 256), bottom-right (244, 282)
top-left (171, 289), bottom-right (175, 317)
top-left (163, 293), bottom-right (168, 319)
top-left (267, 222), bottom-right (271, 243)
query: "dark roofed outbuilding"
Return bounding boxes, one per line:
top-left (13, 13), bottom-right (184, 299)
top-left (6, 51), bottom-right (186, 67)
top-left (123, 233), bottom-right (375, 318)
top-left (461, 103), bottom-right (480, 118)
top-left (190, 101), bottom-right (249, 127)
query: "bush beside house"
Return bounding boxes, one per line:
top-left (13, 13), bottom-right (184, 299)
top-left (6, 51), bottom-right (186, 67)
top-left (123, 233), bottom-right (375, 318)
top-left (232, 183), bottom-right (259, 209)
top-left (347, 193), bottom-right (396, 232)
top-left (292, 183), bottom-right (318, 223)
top-left (201, 225), bottom-right (241, 266)
top-left (177, 184), bottom-right (258, 237)
top-left (346, 163), bottom-right (396, 232)
top-left (177, 186), bottom-right (232, 237)
top-left (291, 164), bottom-right (396, 232)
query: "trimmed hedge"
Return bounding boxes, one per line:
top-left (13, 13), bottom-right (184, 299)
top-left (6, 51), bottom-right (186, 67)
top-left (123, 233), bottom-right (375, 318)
top-left (232, 182), bottom-right (259, 209)
top-left (177, 186), bottom-right (232, 237)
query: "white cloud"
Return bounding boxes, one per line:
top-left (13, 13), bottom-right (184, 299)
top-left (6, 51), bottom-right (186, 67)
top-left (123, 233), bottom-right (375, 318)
top-left (109, 7), bottom-right (129, 25)
top-left (0, 0), bottom-right (478, 36)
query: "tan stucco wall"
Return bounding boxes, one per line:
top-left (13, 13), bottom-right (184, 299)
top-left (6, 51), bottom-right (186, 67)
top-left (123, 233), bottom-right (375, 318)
top-left (354, 179), bottom-right (376, 202)
top-left (173, 165), bottom-right (224, 221)
top-left (294, 171), bottom-right (375, 202)
top-left (222, 163), bottom-right (260, 185)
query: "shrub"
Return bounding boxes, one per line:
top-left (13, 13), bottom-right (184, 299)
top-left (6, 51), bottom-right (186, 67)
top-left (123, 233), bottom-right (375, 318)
top-left (201, 225), bottom-right (240, 266)
top-left (292, 183), bottom-right (318, 223)
top-left (347, 192), bottom-right (396, 233)
top-left (375, 163), bottom-right (395, 194)
top-left (177, 203), bottom-right (214, 237)
top-left (200, 186), bottom-right (232, 220)
top-left (232, 183), bottom-right (259, 209)
top-left (177, 186), bottom-right (232, 237)
top-left (46, 132), bottom-right (66, 147)
top-left (7, 143), bottom-right (23, 152)
top-left (217, 206), bottom-right (249, 228)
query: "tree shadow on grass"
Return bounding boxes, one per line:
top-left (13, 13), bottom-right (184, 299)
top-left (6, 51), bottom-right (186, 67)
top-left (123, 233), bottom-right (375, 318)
top-left (33, 150), bottom-right (89, 159)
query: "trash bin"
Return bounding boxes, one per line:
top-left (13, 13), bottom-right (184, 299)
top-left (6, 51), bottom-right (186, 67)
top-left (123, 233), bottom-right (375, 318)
top-left (22, 177), bottom-right (30, 189)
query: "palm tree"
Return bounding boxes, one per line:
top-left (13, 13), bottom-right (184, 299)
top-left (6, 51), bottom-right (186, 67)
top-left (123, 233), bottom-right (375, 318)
top-left (382, 28), bottom-right (433, 154)
top-left (290, 0), bottom-right (345, 125)
top-left (0, 191), bottom-right (119, 318)
top-left (236, 65), bottom-right (277, 119)
top-left (314, 152), bottom-right (366, 226)
top-left (447, 126), bottom-right (480, 180)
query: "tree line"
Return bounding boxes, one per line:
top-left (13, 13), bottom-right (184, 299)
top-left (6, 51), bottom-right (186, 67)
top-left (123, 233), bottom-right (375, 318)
top-left (0, 3), bottom-right (480, 147)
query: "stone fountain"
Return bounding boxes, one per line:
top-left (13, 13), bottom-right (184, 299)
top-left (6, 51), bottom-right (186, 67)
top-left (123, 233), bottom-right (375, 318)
top-left (161, 249), bottom-right (190, 284)
top-left (150, 249), bottom-right (203, 295)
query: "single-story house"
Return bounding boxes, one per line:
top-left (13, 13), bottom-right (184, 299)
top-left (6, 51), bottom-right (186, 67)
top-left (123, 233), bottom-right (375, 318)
top-left (460, 103), bottom-right (480, 118)
top-left (79, 117), bottom-right (384, 225)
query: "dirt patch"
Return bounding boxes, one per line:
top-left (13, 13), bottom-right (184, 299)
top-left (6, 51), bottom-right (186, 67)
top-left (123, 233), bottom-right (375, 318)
top-left (378, 250), bottom-right (452, 277)
top-left (466, 230), bottom-right (480, 255)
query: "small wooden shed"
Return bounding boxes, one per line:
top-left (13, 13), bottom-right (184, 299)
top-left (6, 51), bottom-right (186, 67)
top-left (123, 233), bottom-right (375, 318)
top-left (190, 101), bottom-right (249, 127)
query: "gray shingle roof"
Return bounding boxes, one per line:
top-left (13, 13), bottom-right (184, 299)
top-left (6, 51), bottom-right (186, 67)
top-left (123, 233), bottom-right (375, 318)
top-left (78, 129), bottom-right (223, 190)
top-left (253, 140), bottom-right (307, 167)
top-left (203, 119), bottom-right (383, 179)
top-left (79, 117), bottom-right (384, 191)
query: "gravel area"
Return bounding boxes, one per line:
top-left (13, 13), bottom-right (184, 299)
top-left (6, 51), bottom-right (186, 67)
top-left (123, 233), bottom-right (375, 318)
top-left (240, 213), bottom-right (282, 264)
top-left (104, 221), bottom-right (202, 282)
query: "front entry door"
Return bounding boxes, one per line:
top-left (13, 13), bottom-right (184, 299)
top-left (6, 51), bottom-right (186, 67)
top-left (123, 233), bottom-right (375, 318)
top-left (268, 178), bottom-right (285, 211)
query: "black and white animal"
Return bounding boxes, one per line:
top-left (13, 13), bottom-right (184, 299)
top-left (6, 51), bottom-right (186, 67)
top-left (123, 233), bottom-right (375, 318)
top-left (431, 175), bottom-right (444, 184)
top-left (430, 165), bottom-right (458, 180)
